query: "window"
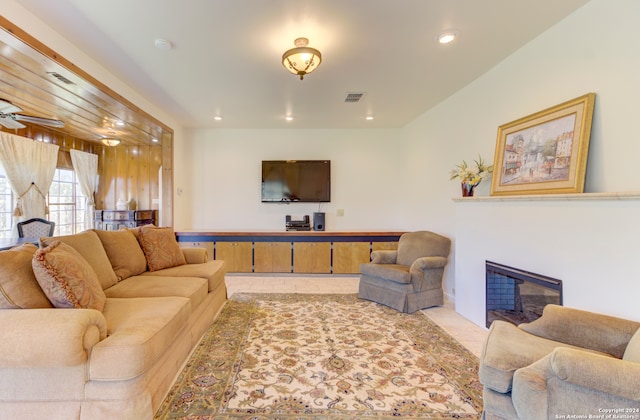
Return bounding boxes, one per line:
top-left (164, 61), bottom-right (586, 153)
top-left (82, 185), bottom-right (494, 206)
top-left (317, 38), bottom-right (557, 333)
top-left (0, 172), bottom-right (12, 239)
top-left (48, 168), bottom-right (86, 236)
top-left (0, 167), bottom-right (85, 238)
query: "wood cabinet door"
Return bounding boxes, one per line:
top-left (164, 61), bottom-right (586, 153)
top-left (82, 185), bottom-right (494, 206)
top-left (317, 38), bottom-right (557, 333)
top-left (372, 241), bottom-right (399, 252)
top-left (216, 241), bottom-right (253, 272)
top-left (293, 242), bottom-right (331, 273)
top-left (333, 242), bottom-right (371, 274)
top-left (254, 242), bottom-right (291, 273)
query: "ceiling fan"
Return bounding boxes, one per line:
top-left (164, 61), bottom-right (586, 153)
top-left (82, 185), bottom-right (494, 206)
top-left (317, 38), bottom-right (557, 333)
top-left (0, 98), bottom-right (65, 129)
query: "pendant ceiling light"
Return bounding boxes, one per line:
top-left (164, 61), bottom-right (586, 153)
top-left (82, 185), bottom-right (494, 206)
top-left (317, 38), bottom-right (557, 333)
top-left (101, 138), bottom-right (120, 147)
top-left (282, 37), bottom-right (322, 80)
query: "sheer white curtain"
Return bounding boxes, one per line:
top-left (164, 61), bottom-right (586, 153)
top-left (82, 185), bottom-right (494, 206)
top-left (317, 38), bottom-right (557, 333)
top-left (0, 132), bottom-right (59, 225)
top-left (70, 149), bottom-right (98, 230)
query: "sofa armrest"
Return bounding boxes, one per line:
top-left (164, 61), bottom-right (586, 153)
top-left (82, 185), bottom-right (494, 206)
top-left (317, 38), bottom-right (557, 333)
top-left (518, 305), bottom-right (640, 358)
top-left (512, 347), bottom-right (640, 420)
top-left (0, 308), bottom-right (107, 368)
top-left (370, 250), bottom-right (397, 264)
top-left (410, 256), bottom-right (448, 272)
top-left (512, 348), bottom-right (640, 420)
top-left (181, 247), bottom-right (208, 263)
top-left (549, 348), bottom-right (640, 399)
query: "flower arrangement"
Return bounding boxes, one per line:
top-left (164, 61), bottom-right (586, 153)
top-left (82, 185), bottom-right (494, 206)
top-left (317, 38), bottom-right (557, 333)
top-left (450, 156), bottom-right (493, 196)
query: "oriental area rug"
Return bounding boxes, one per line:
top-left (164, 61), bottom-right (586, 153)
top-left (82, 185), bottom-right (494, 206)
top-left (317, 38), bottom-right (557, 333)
top-left (155, 293), bottom-right (483, 419)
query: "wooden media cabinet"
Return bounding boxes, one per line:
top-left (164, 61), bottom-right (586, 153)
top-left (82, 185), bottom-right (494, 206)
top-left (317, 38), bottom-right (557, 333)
top-left (175, 231), bottom-right (404, 274)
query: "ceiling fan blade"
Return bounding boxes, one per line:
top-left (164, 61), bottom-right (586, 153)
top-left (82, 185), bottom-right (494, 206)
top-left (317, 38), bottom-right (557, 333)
top-left (0, 99), bottom-right (23, 114)
top-left (14, 114), bottom-right (65, 128)
top-left (0, 116), bottom-right (27, 129)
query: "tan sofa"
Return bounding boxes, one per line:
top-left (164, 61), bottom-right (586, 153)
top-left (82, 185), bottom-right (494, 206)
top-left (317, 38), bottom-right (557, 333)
top-left (0, 227), bottom-right (227, 420)
top-left (479, 305), bottom-right (640, 419)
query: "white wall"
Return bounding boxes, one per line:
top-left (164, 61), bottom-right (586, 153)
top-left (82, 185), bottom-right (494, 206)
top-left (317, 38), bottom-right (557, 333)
top-left (404, 0), bottom-right (640, 323)
top-left (180, 128), bottom-right (412, 231)
top-left (455, 196), bottom-right (640, 326)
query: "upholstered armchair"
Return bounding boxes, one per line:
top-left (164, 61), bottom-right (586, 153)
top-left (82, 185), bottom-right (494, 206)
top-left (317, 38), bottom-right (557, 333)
top-left (358, 230), bottom-right (451, 313)
top-left (16, 217), bottom-right (55, 238)
top-left (480, 305), bottom-right (640, 419)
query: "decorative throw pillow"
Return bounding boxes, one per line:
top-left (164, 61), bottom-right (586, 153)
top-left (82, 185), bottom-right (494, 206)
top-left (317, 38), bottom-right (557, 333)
top-left (94, 229), bottom-right (147, 281)
top-left (32, 241), bottom-right (106, 311)
top-left (137, 226), bottom-right (186, 272)
top-left (40, 230), bottom-right (118, 290)
top-left (0, 243), bottom-right (53, 309)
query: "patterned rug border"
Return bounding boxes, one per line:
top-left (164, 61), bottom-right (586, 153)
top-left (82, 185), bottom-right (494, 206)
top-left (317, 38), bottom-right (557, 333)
top-left (155, 293), bottom-right (483, 420)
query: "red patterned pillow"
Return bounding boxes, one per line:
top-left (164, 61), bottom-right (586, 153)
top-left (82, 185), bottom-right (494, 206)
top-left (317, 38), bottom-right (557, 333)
top-left (32, 241), bottom-right (106, 311)
top-left (137, 227), bottom-right (186, 272)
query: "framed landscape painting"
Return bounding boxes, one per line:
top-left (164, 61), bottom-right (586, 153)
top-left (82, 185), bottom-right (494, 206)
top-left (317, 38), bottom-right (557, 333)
top-left (490, 93), bottom-right (595, 196)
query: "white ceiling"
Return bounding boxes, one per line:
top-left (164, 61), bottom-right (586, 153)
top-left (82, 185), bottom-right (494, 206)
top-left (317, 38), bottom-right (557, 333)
top-left (18, 0), bottom-right (590, 129)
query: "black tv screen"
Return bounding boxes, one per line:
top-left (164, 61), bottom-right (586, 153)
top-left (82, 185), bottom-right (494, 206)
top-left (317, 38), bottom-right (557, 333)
top-left (261, 160), bottom-right (331, 202)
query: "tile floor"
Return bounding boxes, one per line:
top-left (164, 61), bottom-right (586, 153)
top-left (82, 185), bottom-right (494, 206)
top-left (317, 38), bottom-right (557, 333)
top-left (225, 274), bottom-right (488, 357)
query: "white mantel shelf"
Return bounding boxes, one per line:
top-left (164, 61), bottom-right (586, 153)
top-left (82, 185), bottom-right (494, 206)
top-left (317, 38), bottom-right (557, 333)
top-left (452, 191), bottom-right (640, 202)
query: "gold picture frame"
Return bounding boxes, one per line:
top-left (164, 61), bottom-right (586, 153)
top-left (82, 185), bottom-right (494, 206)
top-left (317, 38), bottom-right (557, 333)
top-left (490, 93), bottom-right (595, 196)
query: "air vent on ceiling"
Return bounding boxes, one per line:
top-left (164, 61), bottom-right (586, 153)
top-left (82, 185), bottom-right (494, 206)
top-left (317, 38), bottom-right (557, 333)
top-left (344, 92), bottom-right (366, 103)
top-left (47, 72), bottom-right (75, 85)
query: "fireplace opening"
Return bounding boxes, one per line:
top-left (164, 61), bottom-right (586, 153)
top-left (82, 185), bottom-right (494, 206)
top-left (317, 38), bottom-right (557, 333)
top-left (486, 260), bottom-right (562, 328)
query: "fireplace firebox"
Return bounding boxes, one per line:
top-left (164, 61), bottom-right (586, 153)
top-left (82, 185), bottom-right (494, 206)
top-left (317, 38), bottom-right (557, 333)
top-left (485, 261), bottom-right (562, 328)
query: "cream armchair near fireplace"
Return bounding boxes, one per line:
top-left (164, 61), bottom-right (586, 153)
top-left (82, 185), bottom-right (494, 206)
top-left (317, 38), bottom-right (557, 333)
top-left (479, 304), bottom-right (640, 419)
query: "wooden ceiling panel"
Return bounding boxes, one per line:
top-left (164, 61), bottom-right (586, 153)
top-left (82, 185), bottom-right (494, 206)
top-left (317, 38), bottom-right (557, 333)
top-left (0, 69), bottom-right (104, 126)
top-left (0, 17), bottom-right (172, 147)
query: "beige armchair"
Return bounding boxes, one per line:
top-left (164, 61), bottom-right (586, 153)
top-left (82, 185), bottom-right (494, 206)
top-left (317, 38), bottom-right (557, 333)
top-left (480, 305), bottom-right (640, 419)
top-left (358, 230), bottom-right (451, 313)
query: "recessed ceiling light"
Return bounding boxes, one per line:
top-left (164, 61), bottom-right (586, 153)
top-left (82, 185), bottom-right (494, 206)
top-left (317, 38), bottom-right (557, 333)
top-left (154, 38), bottom-right (173, 50)
top-left (214, 116), bottom-right (222, 121)
top-left (437, 31), bottom-right (458, 44)
top-left (365, 116), bottom-right (374, 121)
top-left (285, 116), bottom-right (294, 121)
top-left (151, 138), bottom-right (159, 143)
top-left (115, 120), bottom-right (125, 126)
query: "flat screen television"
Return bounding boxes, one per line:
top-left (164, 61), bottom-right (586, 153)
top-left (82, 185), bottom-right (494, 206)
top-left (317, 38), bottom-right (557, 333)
top-left (261, 160), bottom-right (331, 203)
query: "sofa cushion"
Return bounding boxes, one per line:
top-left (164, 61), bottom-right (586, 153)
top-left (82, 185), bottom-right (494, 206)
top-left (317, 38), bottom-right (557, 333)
top-left (41, 230), bottom-right (118, 290)
top-left (480, 320), bottom-right (608, 394)
top-left (93, 229), bottom-right (147, 281)
top-left (89, 296), bottom-right (191, 380)
top-left (360, 263), bottom-right (411, 284)
top-left (104, 275), bottom-right (208, 311)
top-left (137, 226), bottom-right (186, 272)
top-left (32, 241), bottom-right (106, 311)
top-left (141, 259), bottom-right (226, 292)
top-left (623, 328), bottom-right (640, 362)
top-left (0, 243), bottom-right (53, 309)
